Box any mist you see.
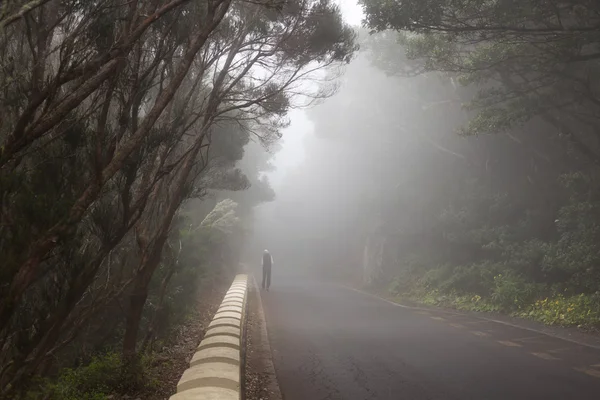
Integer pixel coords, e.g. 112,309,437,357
244,35,467,281
3,0,600,397
243,19,600,309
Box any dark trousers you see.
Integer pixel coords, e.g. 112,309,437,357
262,265,271,289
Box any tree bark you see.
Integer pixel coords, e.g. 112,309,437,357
0,0,197,168
121,117,214,359
0,0,232,333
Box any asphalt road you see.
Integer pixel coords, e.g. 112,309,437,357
260,277,600,400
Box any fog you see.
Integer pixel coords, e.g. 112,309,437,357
5,1,600,396
235,0,600,347
241,38,464,280
241,25,586,292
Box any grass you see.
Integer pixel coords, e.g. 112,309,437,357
517,294,600,328
25,352,159,400
384,283,600,330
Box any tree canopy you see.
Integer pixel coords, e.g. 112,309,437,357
360,0,600,161
0,0,356,396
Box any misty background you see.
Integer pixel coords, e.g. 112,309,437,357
238,0,600,317
3,0,600,397
239,1,365,274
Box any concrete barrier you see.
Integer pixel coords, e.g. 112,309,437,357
170,274,248,400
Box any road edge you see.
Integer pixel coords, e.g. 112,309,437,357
343,285,600,351
251,275,283,400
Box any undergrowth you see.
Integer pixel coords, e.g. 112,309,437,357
25,352,158,400
387,273,600,329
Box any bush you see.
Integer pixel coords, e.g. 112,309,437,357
519,293,600,328
440,262,497,295
452,294,499,312
56,353,123,399
27,352,157,400
388,276,404,296
388,269,420,296
420,264,454,290
490,272,540,312
416,261,500,296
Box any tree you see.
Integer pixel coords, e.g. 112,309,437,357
254,29,600,325
0,0,232,343
120,0,357,360
0,0,357,394
360,0,600,164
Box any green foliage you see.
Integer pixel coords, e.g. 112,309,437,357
384,180,600,327
388,263,600,327
518,294,600,327
1,0,358,393
26,352,157,400
362,0,600,144
490,273,540,312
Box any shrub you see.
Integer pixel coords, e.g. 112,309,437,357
442,263,496,295
420,264,454,290
27,352,157,400
452,294,499,313
418,261,499,296
490,272,540,312
519,293,600,327
53,353,124,399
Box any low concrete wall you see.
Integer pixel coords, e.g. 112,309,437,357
170,274,248,400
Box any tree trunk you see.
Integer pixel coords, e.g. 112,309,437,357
122,244,164,360
122,291,150,360
140,265,177,353
0,0,233,333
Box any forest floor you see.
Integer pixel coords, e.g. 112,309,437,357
119,273,282,400
133,272,282,400
139,277,230,400
245,278,282,400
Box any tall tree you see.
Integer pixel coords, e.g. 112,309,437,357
0,0,357,394
360,0,600,163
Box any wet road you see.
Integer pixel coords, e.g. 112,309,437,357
261,277,600,400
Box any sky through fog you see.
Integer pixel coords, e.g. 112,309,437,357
266,0,364,187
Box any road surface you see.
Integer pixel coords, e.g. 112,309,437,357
260,277,600,400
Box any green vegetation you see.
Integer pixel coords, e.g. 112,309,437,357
377,168,600,330
319,0,600,331
388,274,600,329
26,353,157,400
0,0,356,397
521,295,600,327
268,0,600,334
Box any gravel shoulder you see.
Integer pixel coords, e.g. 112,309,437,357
143,274,230,400
245,277,282,400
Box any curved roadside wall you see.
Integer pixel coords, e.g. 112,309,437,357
170,274,248,400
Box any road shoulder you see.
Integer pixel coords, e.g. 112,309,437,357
245,277,282,400
347,285,600,350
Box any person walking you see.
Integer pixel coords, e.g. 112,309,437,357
262,249,273,291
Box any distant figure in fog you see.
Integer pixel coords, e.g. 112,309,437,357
262,249,273,291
